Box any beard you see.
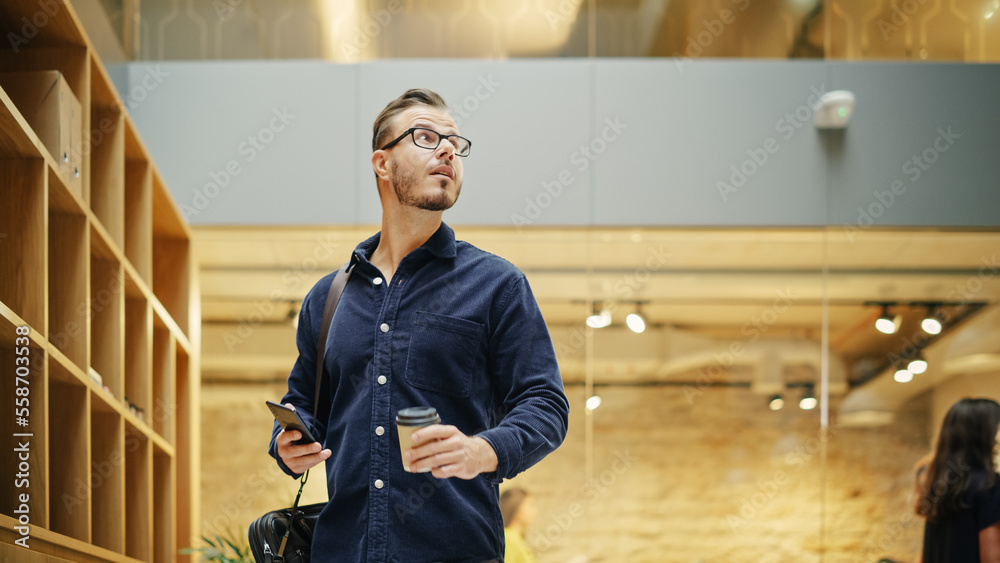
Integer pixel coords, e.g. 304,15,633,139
391,159,460,212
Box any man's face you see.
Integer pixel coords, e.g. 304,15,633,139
381,105,464,212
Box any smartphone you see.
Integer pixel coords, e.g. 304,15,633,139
266,401,318,445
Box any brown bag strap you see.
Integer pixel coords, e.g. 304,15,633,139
314,260,353,418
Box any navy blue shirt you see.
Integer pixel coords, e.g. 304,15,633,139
269,223,569,563
923,469,1000,562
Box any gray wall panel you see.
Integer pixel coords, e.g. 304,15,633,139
111,59,1000,228
124,61,357,225
594,60,830,226
826,62,1000,229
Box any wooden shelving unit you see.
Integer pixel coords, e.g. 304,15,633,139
0,1,200,561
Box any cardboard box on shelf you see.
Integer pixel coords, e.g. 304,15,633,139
0,70,83,196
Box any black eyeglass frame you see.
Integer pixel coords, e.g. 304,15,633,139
379,127,472,157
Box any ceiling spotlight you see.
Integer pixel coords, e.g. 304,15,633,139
921,305,943,335
907,353,928,375
586,305,612,329
799,386,817,410
585,395,602,411
874,304,899,335
626,304,646,334
768,394,785,411
894,368,914,383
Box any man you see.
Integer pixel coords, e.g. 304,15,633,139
269,88,570,562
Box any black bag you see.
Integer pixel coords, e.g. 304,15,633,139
249,262,353,563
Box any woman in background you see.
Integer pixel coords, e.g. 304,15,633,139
501,488,538,563
916,397,1000,562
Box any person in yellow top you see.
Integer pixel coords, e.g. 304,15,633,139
501,488,538,563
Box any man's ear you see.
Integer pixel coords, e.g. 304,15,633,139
372,150,391,181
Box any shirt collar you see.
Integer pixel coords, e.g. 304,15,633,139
351,222,457,267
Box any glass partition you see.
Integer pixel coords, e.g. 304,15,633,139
95,0,1000,62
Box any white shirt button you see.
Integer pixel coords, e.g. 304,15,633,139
377,375,387,385
380,323,389,333
374,479,384,489
375,426,385,436
373,277,383,286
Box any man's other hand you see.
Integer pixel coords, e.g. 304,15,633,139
405,424,499,479
276,403,331,474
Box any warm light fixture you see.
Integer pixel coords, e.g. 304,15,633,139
768,394,785,411
875,303,899,334
799,386,817,410
921,305,943,335
626,303,646,334
585,395,602,411
894,368,914,383
586,304,612,329
907,353,928,375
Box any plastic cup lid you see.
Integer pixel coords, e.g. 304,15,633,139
396,407,439,425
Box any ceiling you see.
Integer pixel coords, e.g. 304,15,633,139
196,226,1000,385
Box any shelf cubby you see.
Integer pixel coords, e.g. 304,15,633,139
152,319,175,442
0,45,91,199
48,166,89,371
152,173,192,336
125,423,152,561
89,105,125,250
0,317,47,528
125,279,151,421
90,396,124,553
125,144,153,281
89,237,123,401
48,358,90,543
153,445,175,563
0,158,46,334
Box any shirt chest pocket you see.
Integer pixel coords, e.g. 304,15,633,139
404,311,484,398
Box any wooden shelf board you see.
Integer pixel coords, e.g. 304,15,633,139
123,115,146,161
1,515,147,563
0,87,45,158
0,302,47,349
151,169,192,240
0,1,88,47
89,217,122,263
122,258,192,352
124,409,174,458
47,162,86,214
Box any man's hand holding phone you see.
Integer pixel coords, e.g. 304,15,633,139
273,402,331,474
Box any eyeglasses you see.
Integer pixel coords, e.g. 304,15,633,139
380,127,472,157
